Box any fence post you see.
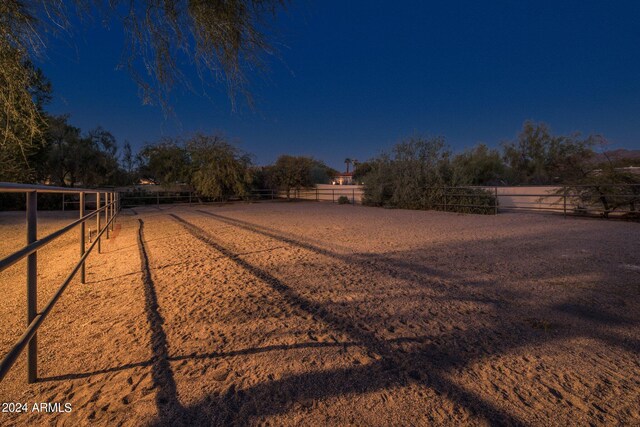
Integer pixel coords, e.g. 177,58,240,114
316,187,319,201
96,192,101,253
111,193,115,230
80,192,86,284
352,188,355,205
62,193,65,212
105,193,110,240
189,192,192,206
444,191,447,212
332,189,335,203
157,192,160,208
26,191,38,383
563,187,567,218
494,187,498,215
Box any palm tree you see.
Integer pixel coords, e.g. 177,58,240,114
344,158,352,173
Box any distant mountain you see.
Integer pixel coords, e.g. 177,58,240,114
592,149,640,164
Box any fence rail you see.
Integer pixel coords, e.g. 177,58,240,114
118,187,367,208
116,184,639,218
0,183,120,383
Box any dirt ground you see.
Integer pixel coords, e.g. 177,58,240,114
0,202,638,426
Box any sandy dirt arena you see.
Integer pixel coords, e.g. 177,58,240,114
0,202,639,426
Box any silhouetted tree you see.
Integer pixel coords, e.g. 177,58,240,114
268,155,332,198
1,0,285,181
352,161,372,183
452,144,505,185
37,116,122,186
362,137,496,213
187,134,253,200
137,140,191,186
0,59,51,182
502,121,598,185
344,158,352,173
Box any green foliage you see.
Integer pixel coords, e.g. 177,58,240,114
560,161,640,217
1,0,283,182
0,56,51,182
502,121,597,184
34,115,122,187
362,137,449,208
266,155,335,197
137,140,191,185
0,2,44,180
310,163,338,185
352,161,372,183
188,134,253,200
438,187,497,215
451,144,505,185
136,133,254,200
357,122,609,189
361,137,496,214
337,195,350,205
0,0,284,127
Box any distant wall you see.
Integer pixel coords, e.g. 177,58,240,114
495,186,564,212
289,185,364,204
302,185,567,212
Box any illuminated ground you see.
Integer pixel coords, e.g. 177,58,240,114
1,202,638,426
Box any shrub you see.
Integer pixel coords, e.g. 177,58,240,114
361,137,497,214
337,195,350,205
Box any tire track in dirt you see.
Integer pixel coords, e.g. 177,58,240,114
188,208,640,425
194,209,500,301
137,218,189,425
168,213,525,426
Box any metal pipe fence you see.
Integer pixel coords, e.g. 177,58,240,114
0,183,120,383
119,190,276,208
117,184,639,219
118,187,368,208
306,184,639,218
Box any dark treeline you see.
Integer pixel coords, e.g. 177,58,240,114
1,117,338,201
354,122,639,215
136,136,337,199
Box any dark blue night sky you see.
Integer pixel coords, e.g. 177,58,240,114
39,1,640,170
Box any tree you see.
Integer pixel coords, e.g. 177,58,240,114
0,56,52,182
344,158,352,173
352,161,372,183
121,141,136,185
37,116,122,186
362,137,452,208
502,122,553,184
267,155,328,198
40,115,82,185
502,121,597,185
560,150,640,218
361,137,496,213
1,0,284,182
137,140,191,185
310,162,338,185
452,144,505,185
187,134,253,200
